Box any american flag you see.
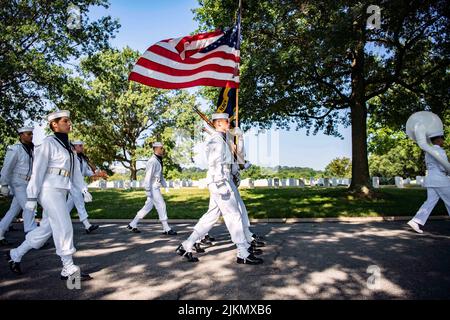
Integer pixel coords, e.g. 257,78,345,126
129,22,240,89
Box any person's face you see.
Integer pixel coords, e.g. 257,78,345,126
51,117,72,133
154,146,165,157
19,131,33,144
434,136,445,147
214,118,230,132
74,144,84,153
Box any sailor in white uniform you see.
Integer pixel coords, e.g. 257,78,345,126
6,110,93,281
0,127,38,244
66,141,99,234
176,113,263,264
127,142,176,235
408,132,450,233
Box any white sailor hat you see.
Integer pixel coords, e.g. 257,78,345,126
72,140,84,145
47,110,70,122
428,131,445,139
152,142,163,148
211,113,229,120
17,127,34,134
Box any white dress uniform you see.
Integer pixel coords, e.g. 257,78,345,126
0,138,38,239
66,152,94,223
129,152,172,232
181,128,250,259
9,113,88,277
411,144,450,225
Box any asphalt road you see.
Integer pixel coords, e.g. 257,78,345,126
1,220,449,299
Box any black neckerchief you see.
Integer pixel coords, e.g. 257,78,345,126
155,154,163,171
20,141,34,177
53,132,74,177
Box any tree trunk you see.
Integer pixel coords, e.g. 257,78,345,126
130,159,137,181
349,17,372,195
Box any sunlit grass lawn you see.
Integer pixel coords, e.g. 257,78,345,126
1,186,447,220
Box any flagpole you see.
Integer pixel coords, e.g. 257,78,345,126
235,0,241,130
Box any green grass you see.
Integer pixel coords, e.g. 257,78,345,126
0,187,447,220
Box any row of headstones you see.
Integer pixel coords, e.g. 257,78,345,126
372,176,425,188
89,179,194,189
194,177,352,189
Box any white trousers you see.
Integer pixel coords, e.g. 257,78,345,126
130,188,169,229
183,181,248,257
67,188,88,222
0,184,37,236
412,187,450,225
23,187,76,257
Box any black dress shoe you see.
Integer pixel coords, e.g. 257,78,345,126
248,246,263,255
252,233,265,241
127,225,141,233
251,239,265,248
193,243,205,253
204,234,215,242
176,244,199,262
85,224,99,234
6,252,22,275
236,254,264,265
200,238,212,245
0,239,10,246
60,272,93,281
163,229,177,236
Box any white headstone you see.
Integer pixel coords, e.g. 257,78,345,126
372,176,380,188
288,178,297,187
323,178,330,187
254,179,269,187
99,180,107,189
331,178,338,187
310,178,316,186
274,178,280,188
298,179,305,188
404,178,411,185
416,176,424,186
174,180,181,189
395,176,404,188
240,178,254,189
281,179,287,187
106,181,115,189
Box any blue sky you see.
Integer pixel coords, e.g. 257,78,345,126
87,0,352,170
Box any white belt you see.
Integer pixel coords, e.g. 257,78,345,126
13,173,31,181
47,168,70,177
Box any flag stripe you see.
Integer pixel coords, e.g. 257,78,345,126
139,50,238,71
136,58,237,76
148,44,240,64
131,64,239,84
129,72,239,89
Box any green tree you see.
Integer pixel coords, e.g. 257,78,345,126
62,48,201,180
0,0,119,162
194,0,449,195
325,157,352,178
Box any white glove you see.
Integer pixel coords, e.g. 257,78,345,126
25,200,37,212
0,185,9,197
229,127,243,136
82,189,93,203
244,161,252,170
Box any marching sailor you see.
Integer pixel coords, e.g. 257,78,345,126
6,110,93,281
408,132,450,233
66,141,99,234
176,113,263,264
127,142,176,235
0,127,38,245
